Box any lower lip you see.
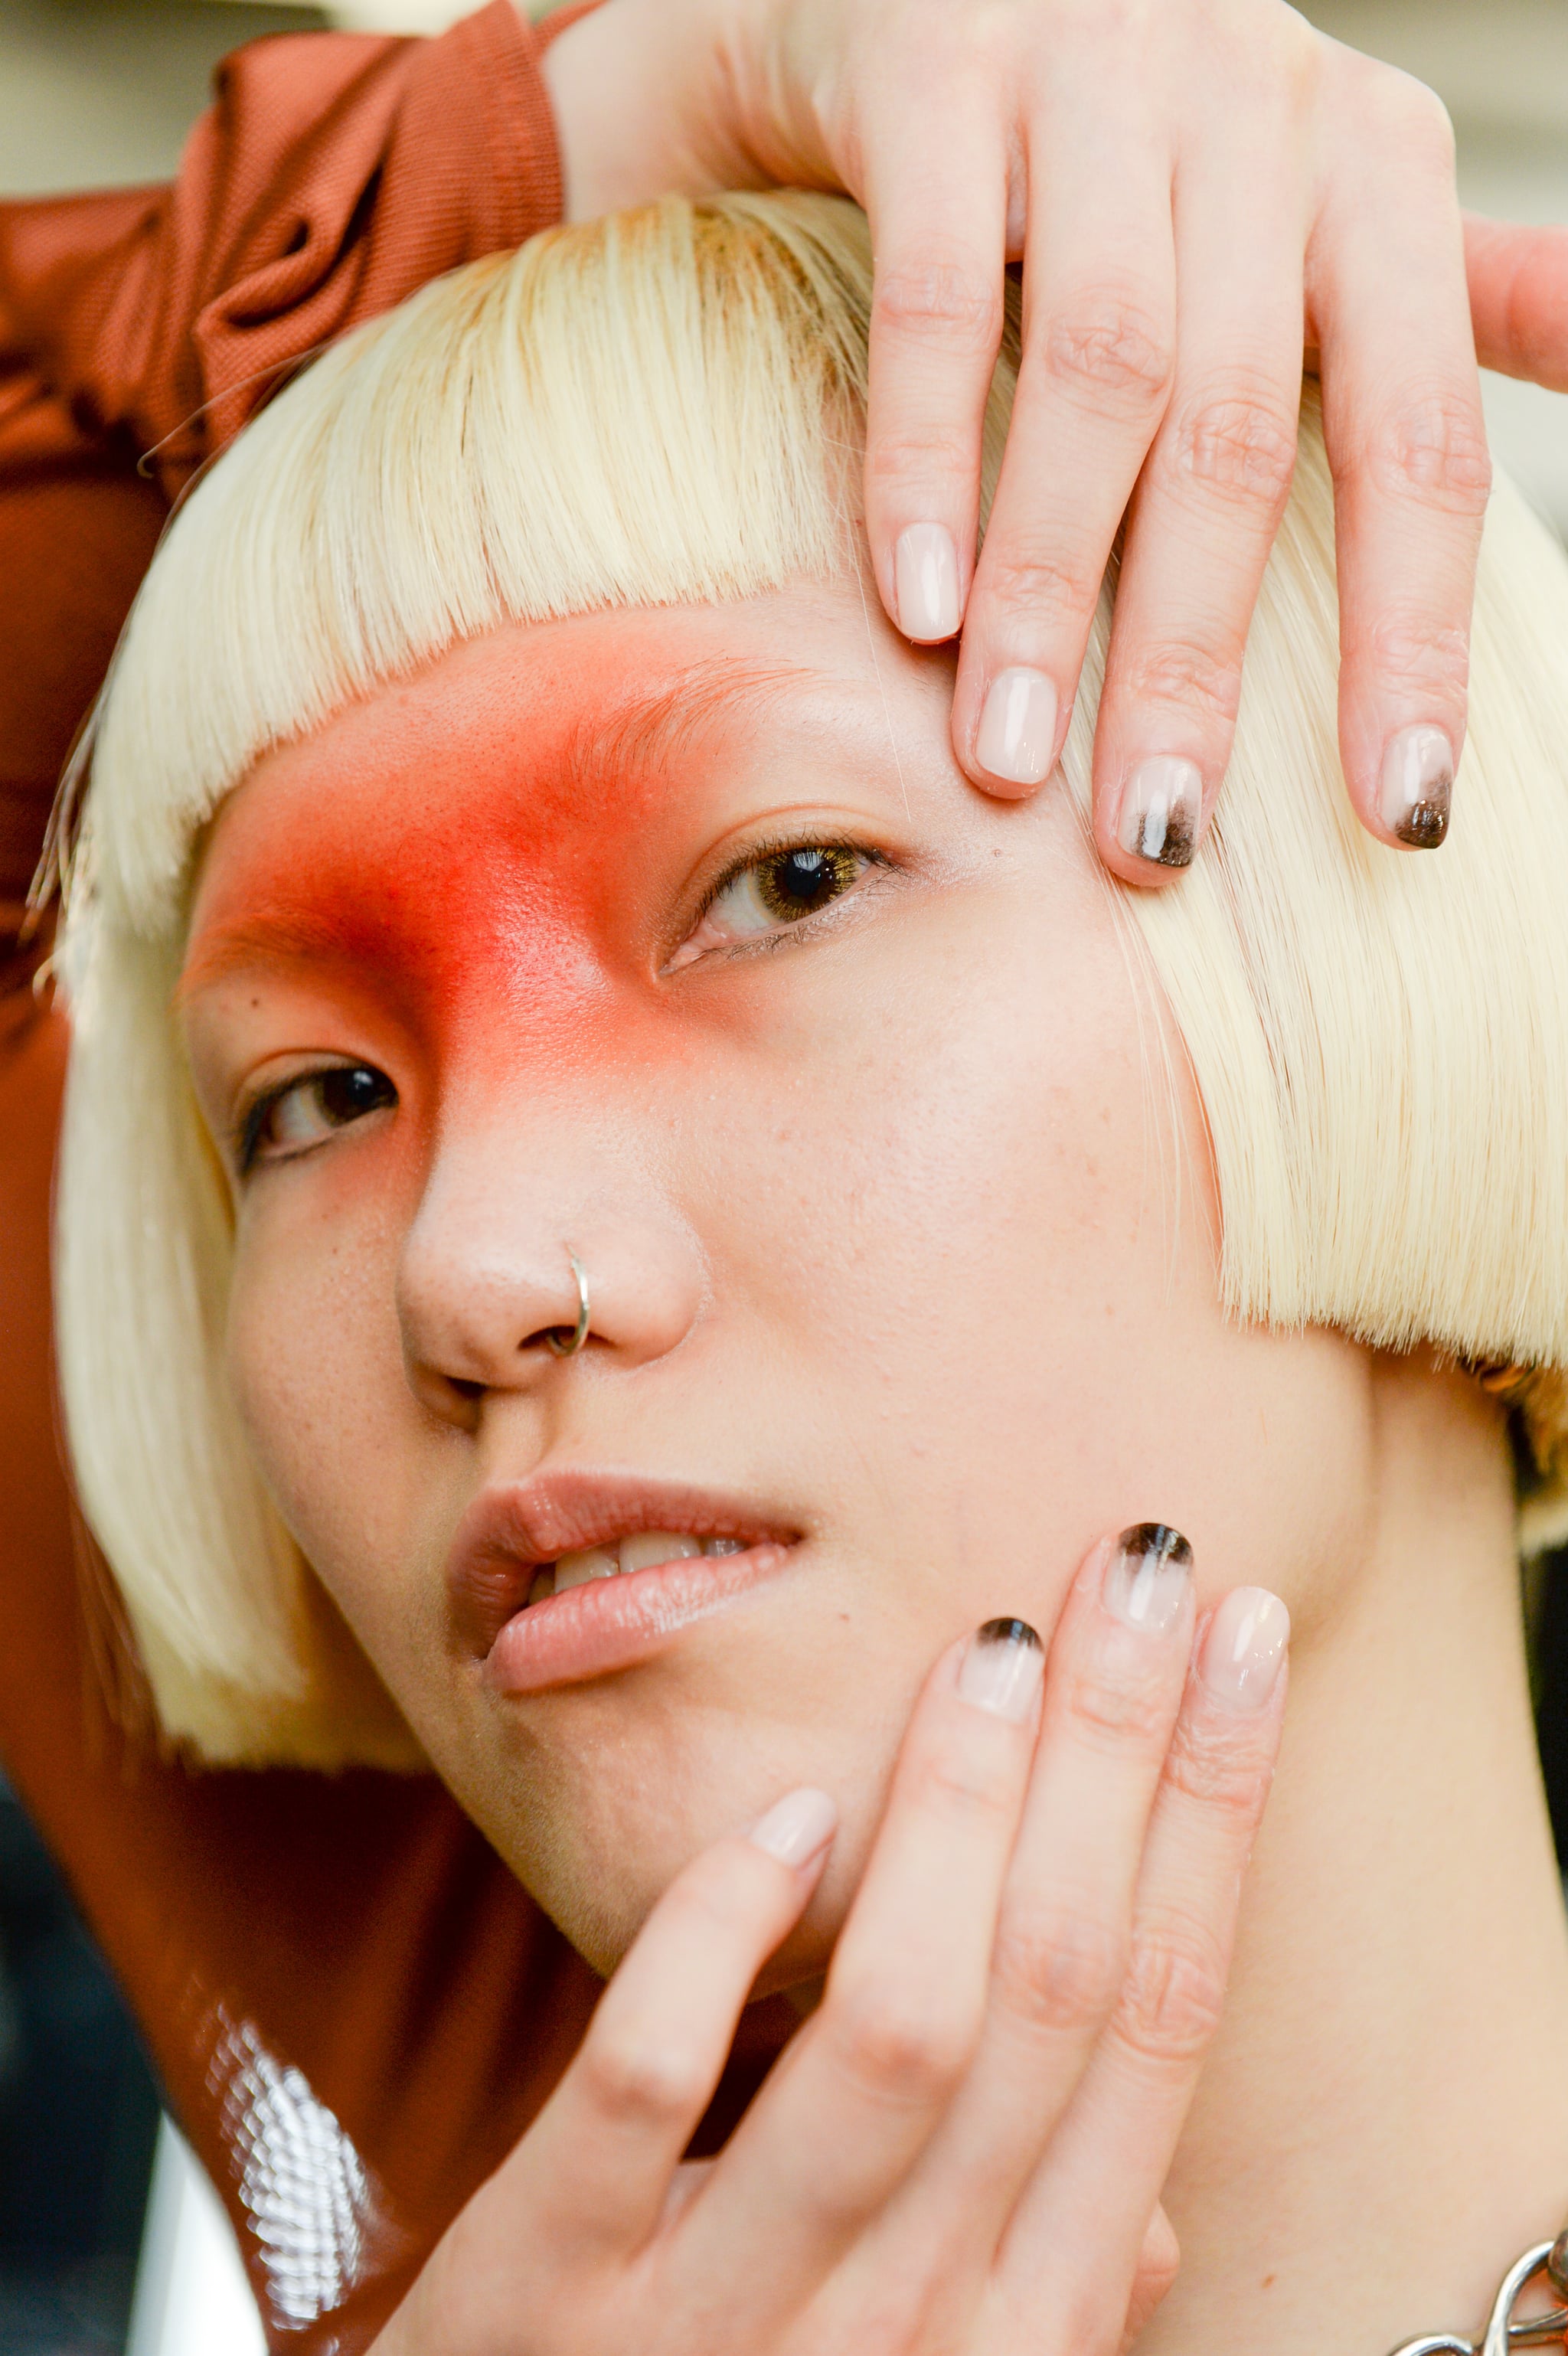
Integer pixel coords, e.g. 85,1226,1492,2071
483,1541,795,1694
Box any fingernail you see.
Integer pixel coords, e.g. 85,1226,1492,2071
894,523,961,641
747,1786,838,1868
1104,1523,1194,1636
1379,725,1452,848
1199,1588,1290,1712
956,1617,1044,1721
975,668,1057,788
1117,756,1201,869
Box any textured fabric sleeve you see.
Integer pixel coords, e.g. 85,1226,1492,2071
0,1,564,492
0,1,571,949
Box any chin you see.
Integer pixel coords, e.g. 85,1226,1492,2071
469,1700,872,1984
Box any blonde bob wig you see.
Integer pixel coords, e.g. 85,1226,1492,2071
54,191,1568,1766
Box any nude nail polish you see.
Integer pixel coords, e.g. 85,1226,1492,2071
1117,756,1201,868
747,1786,838,1867
957,1618,1044,1721
895,524,960,641
1104,1523,1193,1636
1379,725,1453,848
1199,1588,1289,1712
975,668,1057,788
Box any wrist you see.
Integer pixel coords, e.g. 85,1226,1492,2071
537,0,832,223
538,0,760,221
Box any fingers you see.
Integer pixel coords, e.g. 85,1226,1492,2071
665,1615,1046,2323
820,1526,1198,2325
508,1786,836,2275
860,107,1010,645
997,1585,1289,2332
1311,64,1491,849
1464,214,1568,394
951,114,1177,800
1088,113,1308,883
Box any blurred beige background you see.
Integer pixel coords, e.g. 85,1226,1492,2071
1,0,1565,528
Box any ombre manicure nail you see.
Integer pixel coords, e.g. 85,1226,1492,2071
1104,1523,1193,1636
975,668,1057,788
1199,1588,1290,1712
747,1786,838,1868
957,1617,1044,1721
1379,725,1453,848
895,524,961,641
1117,756,1201,868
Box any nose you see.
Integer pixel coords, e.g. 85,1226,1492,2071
396,1116,704,1423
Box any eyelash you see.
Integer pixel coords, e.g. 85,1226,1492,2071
681,832,888,957
236,1064,397,1176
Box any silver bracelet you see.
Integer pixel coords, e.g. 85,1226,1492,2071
1387,2227,1568,2354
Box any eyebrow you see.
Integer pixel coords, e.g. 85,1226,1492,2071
552,653,819,796
178,653,823,998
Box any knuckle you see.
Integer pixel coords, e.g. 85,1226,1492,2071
580,2026,705,2128
1169,392,1298,513
1369,606,1471,700
1379,67,1457,165
1163,1710,1272,1823
1061,1655,1174,1749
1113,1919,1228,2064
1119,639,1243,730
864,424,976,496
828,1981,975,2109
906,1732,1020,1825
991,1905,1127,2038
980,539,1102,633
873,259,1004,361
1040,291,1174,413
1369,389,1492,515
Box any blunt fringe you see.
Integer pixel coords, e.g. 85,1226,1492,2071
54,191,1568,1763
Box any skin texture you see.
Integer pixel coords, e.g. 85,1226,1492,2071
541,0,1568,874
182,584,1360,1971
180,583,1568,2351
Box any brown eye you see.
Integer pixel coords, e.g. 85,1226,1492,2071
750,845,864,922
666,838,878,972
240,1064,396,1171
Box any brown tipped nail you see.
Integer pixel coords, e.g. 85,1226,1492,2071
1379,725,1452,848
957,1617,1044,1721
1104,1523,1193,1635
1117,756,1200,868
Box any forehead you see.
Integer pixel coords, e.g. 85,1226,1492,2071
178,588,967,1035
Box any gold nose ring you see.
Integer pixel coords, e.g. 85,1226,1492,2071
546,1250,590,1358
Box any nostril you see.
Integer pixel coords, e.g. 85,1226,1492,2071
522,1324,582,1357
449,1374,485,1403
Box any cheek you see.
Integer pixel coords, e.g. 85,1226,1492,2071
224,1171,427,1626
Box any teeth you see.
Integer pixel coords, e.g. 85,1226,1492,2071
543,1530,750,1600
553,1545,619,1591
618,1530,703,1576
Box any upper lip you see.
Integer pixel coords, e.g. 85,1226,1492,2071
446,1466,799,1657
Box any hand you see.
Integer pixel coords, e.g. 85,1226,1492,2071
541,0,1560,877
371,1533,1289,2353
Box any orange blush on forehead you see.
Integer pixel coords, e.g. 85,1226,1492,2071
182,614,824,1072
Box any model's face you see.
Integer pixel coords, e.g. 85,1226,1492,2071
181,584,1370,1978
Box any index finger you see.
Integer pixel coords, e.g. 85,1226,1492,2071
508,1786,837,2273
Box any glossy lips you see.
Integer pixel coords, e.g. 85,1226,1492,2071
447,1470,799,1694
